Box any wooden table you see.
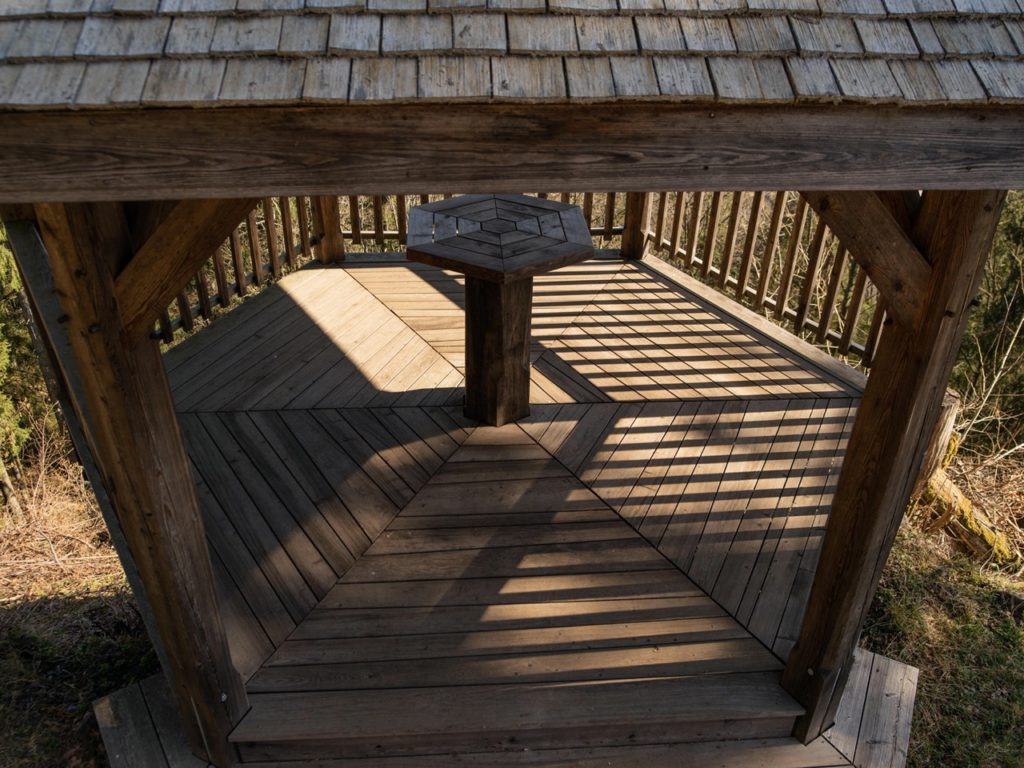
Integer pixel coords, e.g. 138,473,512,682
407,194,594,426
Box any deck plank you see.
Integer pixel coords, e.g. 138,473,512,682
93,681,170,768
153,257,881,764
238,737,849,767
181,413,317,624
234,673,802,761
230,417,808,761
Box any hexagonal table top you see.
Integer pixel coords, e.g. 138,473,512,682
406,194,594,283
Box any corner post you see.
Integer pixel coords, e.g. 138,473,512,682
621,192,652,259
29,202,246,766
314,196,345,263
782,190,1006,741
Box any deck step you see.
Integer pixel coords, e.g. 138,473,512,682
232,422,805,763
235,738,849,768
230,672,803,762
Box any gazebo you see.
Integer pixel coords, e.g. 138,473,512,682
1,1,1022,766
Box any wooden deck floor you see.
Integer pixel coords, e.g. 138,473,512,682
102,255,915,766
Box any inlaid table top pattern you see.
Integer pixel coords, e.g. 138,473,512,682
406,194,595,426
407,194,594,284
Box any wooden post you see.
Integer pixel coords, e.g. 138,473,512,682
6,218,172,679
30,202,247,767
464,277,533,427
314,195,345,263
782,190,1006,742
621,192,652,259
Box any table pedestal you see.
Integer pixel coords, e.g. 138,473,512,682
464,276,533,426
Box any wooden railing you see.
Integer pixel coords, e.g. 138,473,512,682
157,193,626,344
159,191,883,367
640,191,884,366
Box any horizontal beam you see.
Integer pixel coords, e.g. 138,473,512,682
801,191,931,329
1,105,1023,201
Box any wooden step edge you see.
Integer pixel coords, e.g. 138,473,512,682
236,736,849,767
235,715,802,763
230,674,804,760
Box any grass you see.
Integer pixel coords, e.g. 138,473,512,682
863,522,1024,768
0,443,159,768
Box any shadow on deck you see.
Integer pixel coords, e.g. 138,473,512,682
96,255,916,768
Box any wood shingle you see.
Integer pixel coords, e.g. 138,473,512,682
0,0,1021,108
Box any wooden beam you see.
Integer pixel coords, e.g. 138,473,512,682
621,192,652,259
1,106,1023,202
782,189,1007,742
31,202,247,766
115,198,258,339
0,203,36,222
6,220,173,682
801,191,931,329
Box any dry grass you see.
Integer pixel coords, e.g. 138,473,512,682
0,427,157,768
2,456,117,597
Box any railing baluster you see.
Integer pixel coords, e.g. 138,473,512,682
684,191,705,268
603,192,616,239
176,288,194,333
735,190,764,301
583,192,594,226
794,218,828,333
775,196,808,320
701,192,722,278
396,194,408,245
839,267,868,355
158,309,174,343
348,196,362,245
211,244,230,308
655,192,668,249
279,197,297,268
718,191,744,289
755,191,787,310
817,245,848,344
373,195,386,247
862,299,886,368
264,198,282,279
247,210,264,286
230,228,247,297
668,192,685,259
195,270,212,320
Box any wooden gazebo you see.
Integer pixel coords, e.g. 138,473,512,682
1,1,1023,765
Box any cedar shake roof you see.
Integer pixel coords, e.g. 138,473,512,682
0,1,1021,108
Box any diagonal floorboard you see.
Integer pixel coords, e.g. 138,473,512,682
117,254,916,766
231,425,805,761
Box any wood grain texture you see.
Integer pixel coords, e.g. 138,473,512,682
30,203,245,766
783,190,1006,741
464,277,533,425
2,105,1024,202
801,191,931,330
230,429,802,761
115,198,258,339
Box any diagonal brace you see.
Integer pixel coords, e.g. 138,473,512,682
115,198,258,338
802,191,931,330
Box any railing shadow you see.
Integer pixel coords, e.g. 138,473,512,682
161,253,855,695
